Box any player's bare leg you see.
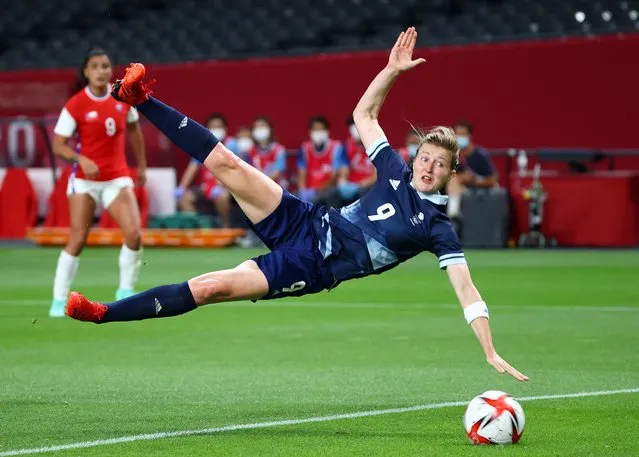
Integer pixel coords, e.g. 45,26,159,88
187,260,268,304
50,193,95,317
106,187,143,300
203,143,282,224
66,64,278,324
66,260,269,323
111,63,283,225
66,194,96,256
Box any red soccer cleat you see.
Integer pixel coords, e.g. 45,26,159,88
110,63,155,105
65,292,108,323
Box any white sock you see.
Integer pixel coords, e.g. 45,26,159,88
119,245,142,290
447,194,461,218
53,250,79,300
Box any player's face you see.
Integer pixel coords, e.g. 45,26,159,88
84,55,112,89
412,144,455,193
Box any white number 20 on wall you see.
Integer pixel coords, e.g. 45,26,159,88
368,203,396,221
105,117,117,136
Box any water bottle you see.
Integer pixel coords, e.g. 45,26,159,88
517,150,528,177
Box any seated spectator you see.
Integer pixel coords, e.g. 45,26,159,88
205,112,238,155
247,116,287,188
398,129,421,163
237,117,287,248
446,120,498,223
235,125,253,160
174,113,237,226
297,115,344,205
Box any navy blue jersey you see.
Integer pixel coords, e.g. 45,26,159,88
313,136,466,283
458,145,495,177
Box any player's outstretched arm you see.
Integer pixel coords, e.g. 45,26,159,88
446,263,529,382
353,26,425,150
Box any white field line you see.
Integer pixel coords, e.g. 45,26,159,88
1,388,638,456
0,299,637,312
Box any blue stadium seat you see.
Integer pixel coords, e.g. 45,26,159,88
1,0,639,69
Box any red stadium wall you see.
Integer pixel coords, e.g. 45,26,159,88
148,34,639,151
1,34,638,151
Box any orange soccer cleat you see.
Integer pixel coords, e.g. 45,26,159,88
65,292,108,323
111,63,155,105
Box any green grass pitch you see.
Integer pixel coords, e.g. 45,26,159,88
0,247,638,456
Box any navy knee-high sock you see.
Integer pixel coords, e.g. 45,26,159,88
101,282,197,323
136,97,218,163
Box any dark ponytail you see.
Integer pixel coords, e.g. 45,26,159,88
75,47,111,91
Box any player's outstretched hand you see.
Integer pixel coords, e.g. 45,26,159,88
487,352,529,382
387,27,426,73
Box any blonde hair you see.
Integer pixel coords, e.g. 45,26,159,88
412,125,459,170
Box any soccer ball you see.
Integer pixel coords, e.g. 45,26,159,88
463,390,525,445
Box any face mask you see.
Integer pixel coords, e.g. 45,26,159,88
408,144,419,157
237,137,253,153
457,135,469,149
209,128,226,140
310,130,329,145
349,124,360,141
253,126,271,142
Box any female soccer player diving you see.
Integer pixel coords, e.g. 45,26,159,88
66,27,528,382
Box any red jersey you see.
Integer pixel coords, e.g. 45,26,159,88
301,140,339,190
249,143,285,174
344,138,374,185
199,165,220,199
249,142,288,189
54,86,139,181
198,164,217,188
196,134,239,189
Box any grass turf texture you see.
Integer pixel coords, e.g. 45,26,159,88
0,247,638,456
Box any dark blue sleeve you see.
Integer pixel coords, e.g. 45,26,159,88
332,143,348,169
297,147,307,170
365,136,408,179
430,216,466,270
274,148,286,173
468,148,495,177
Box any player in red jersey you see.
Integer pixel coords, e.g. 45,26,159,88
48,48,147,317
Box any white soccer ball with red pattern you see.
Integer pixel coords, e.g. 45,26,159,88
463,390,525,445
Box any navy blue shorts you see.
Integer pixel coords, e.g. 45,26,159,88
248,190,335,300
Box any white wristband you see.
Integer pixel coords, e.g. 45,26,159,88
463,301,489,324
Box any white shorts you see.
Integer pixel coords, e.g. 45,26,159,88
67,176,134,209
